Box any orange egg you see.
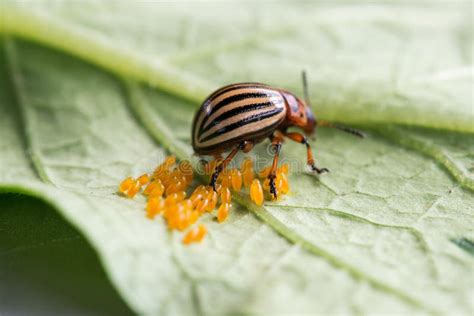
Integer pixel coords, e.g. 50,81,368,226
165,191,186,206
137,174,150,186
221,187,231,204
166,181,185,196
217,203,230,223
119,177,134,194
206,190,218,211
250,179,264,206
183,225,207,244
146,197,164,219
126,180,141,198
196,198,209,214
242,159,254,187
231,169,242,191
145,180,165,197
191,185,206,198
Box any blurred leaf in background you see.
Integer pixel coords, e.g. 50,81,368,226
0,1,473,315
0,194,132,315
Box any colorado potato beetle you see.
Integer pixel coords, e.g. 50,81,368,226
192,72,364,199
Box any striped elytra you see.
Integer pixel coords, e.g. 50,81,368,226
192,72,364,199
192,83,287,155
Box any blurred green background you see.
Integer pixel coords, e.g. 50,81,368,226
0,194,132,315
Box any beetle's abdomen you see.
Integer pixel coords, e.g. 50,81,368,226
192,83,286,155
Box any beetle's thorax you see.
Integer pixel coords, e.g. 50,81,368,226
279,90,316,135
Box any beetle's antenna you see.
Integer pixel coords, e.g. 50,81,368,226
319,120,365,138
302,70,311,107
302,70,364,138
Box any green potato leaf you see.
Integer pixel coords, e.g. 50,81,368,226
0,1,473,315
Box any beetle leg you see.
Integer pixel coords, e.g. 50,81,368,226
267,134,284,199
284,132,329,174
210,142,248,191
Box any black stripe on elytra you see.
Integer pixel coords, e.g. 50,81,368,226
208,91,278,116
200,100,282,135
195,119,283,154
199,91,279,132
199,108,283,143
198,86,267,128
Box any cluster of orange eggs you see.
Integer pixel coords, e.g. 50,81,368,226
118,156,290,245
205,158,290,206
119,156,206,244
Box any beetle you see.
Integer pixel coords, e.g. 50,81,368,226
192,72,364,199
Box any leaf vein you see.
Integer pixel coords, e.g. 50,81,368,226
4,38,53,184
373,126,474,192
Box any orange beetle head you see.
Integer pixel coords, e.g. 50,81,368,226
281,72,365,139
281,91,316,135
